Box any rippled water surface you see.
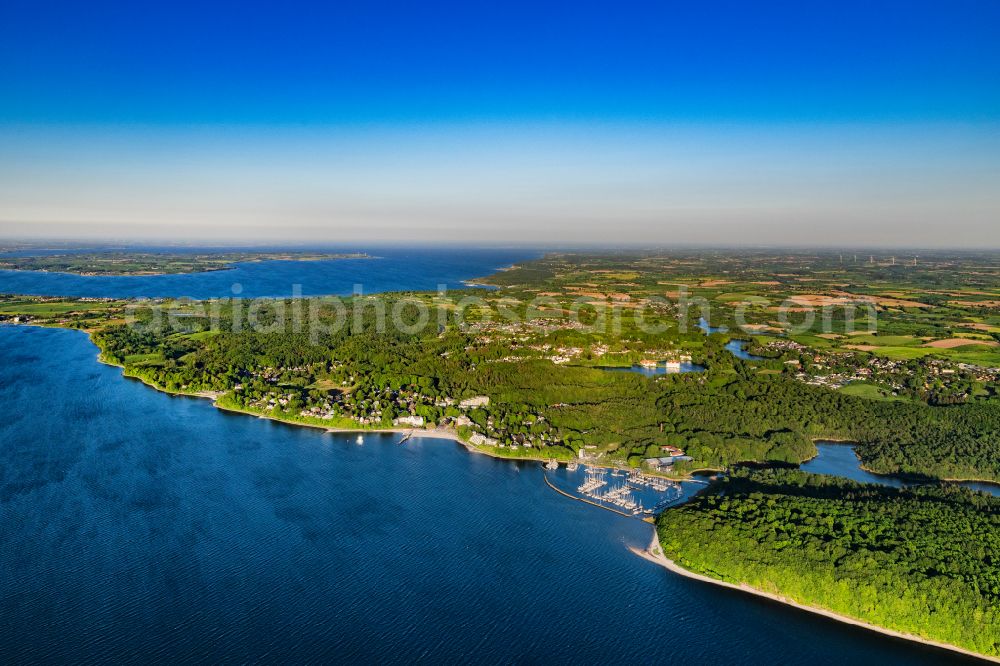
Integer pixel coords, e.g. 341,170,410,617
0,326,977,664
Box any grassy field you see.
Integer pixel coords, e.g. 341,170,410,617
863,346,939,360
123,352,165,365
838,382,911,402
842,342,1000,366
0,300,120,315
843,334,922,346
940,347,1000,366
307,378,342,391
178,330,222,342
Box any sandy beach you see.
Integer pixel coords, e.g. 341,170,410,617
631,530,999,664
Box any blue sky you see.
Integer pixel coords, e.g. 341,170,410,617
1,0,999,245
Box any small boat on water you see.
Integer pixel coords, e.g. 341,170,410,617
355,434,364,445
544,460,559,470
566,462,579,472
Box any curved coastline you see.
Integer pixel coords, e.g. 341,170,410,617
74,327,1000,491
0,265,236,277
9,322,998,661
82,325,1000,491
632,530,999,664
90,343,557,464
82,330,688,477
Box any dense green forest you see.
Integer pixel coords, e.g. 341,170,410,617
6,246,1000,481
659,369,1000,480
657,469,1000,657
83,296,1000,481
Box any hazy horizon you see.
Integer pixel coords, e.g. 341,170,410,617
2,2,999,248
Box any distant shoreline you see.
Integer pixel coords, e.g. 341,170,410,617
0,252,371,277
631,530,999,664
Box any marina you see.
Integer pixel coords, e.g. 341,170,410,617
562,466,684,516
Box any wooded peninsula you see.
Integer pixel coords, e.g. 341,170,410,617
3,248,999,659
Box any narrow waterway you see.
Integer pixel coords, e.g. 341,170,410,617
697,317,767,360
802,441,1000,497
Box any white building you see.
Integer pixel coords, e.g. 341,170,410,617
459,396,490,408
469,432,499,447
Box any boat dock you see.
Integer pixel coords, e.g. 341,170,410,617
563,466,683,516
542,474,634,518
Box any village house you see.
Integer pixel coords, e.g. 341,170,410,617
459,396,490,408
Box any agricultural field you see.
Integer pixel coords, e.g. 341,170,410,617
3,249,1000,483
479,250,1000,371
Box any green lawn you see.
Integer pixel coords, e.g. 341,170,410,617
714,293,770,304
850,343,1000,365
0,301,117,315
864,345,939,360
789,334,834,348
123,352,165,365
844,334,921,346
838,382,910,402
940,346,1000,366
